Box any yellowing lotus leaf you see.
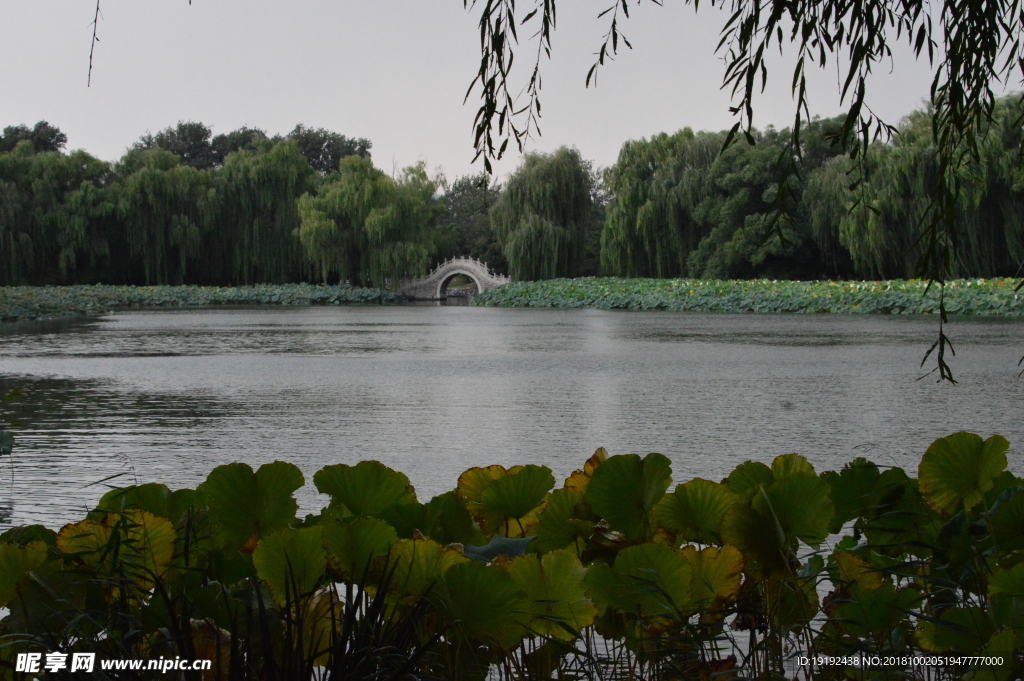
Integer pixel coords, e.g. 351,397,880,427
655,478,738,545
919,432,1009,515
508,549,597,640
479,464,554,525
457,465,511,504
833,551,883,592
57,510,175,593
253,527,327,606
680,544,743,607
563,448,607,492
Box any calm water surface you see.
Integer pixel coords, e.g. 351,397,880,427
1,306,1022,529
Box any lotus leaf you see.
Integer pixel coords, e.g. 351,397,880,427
916,606,994,653
252,527,327,606
988,563,1024,630
197,461,304,551
680,544,743,611
479,464,554,528
831,582,919,638
855,468,937,556
0,541,48,608
761,575,820,630
584,543,693,618
725,461,774,496
530,488,592,554
388,538,468,600
822,458,880,533
56,510,176,593
314,460,417,517
751,473,833,544
457,464,517,504
585,453,672,541
988,488,1024,553
969,630,1019,681
0,524,56,547
98,483,195,524
655,478,738,545
434,560,528,650
771,453,816,478
321,516,397,581
919,432,1009,515
832,551,884,592
563,447,607,492
507,549,597,640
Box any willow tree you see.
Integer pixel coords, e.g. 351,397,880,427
490,147,594,281
809,97,1024,280
296,156,442,287
215,140,315,284
0,142,113,285
116,148,217,285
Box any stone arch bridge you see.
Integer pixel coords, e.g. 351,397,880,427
399,257,510,300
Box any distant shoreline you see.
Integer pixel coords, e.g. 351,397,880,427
472,277,1024,316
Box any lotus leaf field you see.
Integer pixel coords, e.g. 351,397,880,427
1,432,1022,679
0,284,401,322
473,277,1024,315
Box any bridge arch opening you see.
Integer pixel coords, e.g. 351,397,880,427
437,271,482,300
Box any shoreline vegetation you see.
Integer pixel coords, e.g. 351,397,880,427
3,278,1022,322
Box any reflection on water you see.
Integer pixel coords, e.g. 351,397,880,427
1,307,1022,529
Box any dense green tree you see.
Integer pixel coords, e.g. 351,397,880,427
0,144,113,285
491,147,596,280
286,125,372,175
210,127,268,162
296,157,442,287
436,173,507,273
0,121,67,155
133,121,219,170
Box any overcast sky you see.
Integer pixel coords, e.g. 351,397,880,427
2,1,968,181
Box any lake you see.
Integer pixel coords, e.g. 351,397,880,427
1,306,1022,530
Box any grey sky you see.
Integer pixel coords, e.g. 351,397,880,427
3,1,954,181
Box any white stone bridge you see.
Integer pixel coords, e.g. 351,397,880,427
399,257,510,300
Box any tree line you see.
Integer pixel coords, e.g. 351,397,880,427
3,97,1024,288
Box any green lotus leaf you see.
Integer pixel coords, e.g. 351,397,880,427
458,464,515,504
252,527,327,606
376,502,426,539
0,541,49,608
726,461,774,496
197,461,304,551
314,460,417,517
585,453,672,541
822,458,880,533
479,464,554,524
752,473,834,545
762,574,820,630
968,630,1018,681
530,488,592,554
989,562,1024,598
655,478,738,545
680,544,743,608
720,501,787,579
463,535,535,565
321,516,397,582
98,483,196,524
507,549,597,640
854,468,937,556
0,525,56,547
919,432,1009,515
831,582,919,638
585,543,693,618
433,560,528,650
388,538,468,600
56,510,176,594
916,606,994,653
771,453,816,478
421,491,484,546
